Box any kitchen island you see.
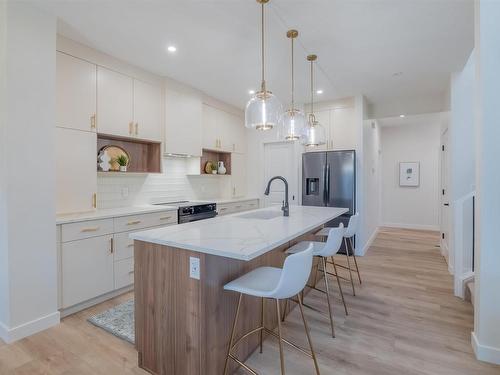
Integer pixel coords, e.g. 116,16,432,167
130,205,348,375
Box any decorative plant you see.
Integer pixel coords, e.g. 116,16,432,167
115,154,129,167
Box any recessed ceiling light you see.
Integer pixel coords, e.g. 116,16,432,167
316,90,323,94
393,72,403,77
399,114,405,118
248,90,255,95
167,45,177,53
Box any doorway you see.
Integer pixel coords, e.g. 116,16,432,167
263,142,299,208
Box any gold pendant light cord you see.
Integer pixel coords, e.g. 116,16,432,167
291,37,295,109
310,59,314,123
260,2,266,92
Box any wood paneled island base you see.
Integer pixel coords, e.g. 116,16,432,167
134,227,322,375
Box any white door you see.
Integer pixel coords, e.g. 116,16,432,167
97,66,133,137
56,52,96,132
164,88,202,156
133,79,162,141
231,153,247,198
61,235,114,308
440,128,451,260
263,142,299,208
55,128,97,214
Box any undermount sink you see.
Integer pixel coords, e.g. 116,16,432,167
236,210,283,220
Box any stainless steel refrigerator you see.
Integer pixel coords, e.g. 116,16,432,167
302,150,356,251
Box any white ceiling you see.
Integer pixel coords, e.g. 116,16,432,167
32,0,473,118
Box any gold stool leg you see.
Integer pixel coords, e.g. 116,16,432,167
331,256,348,315
260,297,265,353
349,238,362,284
321,257,335,338
281,299,288,322
223,293,243,375
344,238,356,296
275,299,286,375
297,294,321,375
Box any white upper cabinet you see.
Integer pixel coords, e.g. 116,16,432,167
133,79,162,141
56,127,97,214
201,104,246,153
56,52,96,132
331,106,356,150
202,104,219,150
164,88,202,156
97,66,134,137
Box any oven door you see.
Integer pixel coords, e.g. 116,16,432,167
178,211,217,224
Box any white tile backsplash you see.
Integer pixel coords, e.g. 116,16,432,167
97,157,227,209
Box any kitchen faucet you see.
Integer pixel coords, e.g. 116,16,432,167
264,176,290,217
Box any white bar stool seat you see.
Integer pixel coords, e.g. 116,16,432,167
223,244,321,375
284,224,348,337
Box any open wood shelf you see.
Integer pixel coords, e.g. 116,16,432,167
97,133,161,173
200,148,231,175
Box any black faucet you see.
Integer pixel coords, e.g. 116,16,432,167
264,176,290,217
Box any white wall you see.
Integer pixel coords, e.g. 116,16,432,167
472,0,500,364
0,1,59,342
379,114,442,230
362,119,381,252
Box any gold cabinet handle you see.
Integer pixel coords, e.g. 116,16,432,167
127,220,141,226
233,143,235,151
220,207,227,211
81,226,100,233
90,114,96,130
110,237,114,254
159,216,172,221
92,193,97,209
129,122,133,135
135,122,139,136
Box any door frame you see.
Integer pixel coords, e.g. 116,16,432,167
439,127,451,269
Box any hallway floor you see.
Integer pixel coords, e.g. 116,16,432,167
1,228,499,374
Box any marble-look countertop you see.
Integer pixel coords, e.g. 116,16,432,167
56,205,178,225
130,205,348,261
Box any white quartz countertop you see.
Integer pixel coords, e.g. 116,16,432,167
56,205,178,225
130,205,348,261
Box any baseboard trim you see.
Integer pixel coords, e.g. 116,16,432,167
472,332,500,365
381,222,440,231
360,227,379,256
0,311,60,344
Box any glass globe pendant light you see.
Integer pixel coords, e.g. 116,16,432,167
279,29,306,141
302,54,326,147
245,0,283,131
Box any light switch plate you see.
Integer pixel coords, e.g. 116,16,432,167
189,257,200,280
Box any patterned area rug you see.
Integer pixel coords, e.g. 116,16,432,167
87,299,134,344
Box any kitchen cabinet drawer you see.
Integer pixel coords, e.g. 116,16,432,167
114,257,134,290
114,211,177,233
217,204,235,216
61,218,114,242
243,200,259,211
114,231,135,261
61,235,114,308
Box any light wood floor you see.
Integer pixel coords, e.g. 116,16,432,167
1,228,499,374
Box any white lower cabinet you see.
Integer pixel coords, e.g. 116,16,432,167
58,210,177,313
62,235,114,308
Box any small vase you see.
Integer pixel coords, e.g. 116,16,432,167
120,166,127,172
212,170,217,174
217,161,227,175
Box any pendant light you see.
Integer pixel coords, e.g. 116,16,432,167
302,54,326,147
279,29,306,141
245,0,283,131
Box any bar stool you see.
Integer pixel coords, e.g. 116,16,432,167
223,244,320,375
283,224,347,338
316,213,361,296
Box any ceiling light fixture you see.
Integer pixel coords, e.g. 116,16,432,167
399,114,405,118
280,29,306,141
167,46,177,52
316,90,323,94
248,90,256,95
302,54,326,147
245,0,282,131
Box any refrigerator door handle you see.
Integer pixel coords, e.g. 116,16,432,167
326,163,331,205
322,164,327,206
